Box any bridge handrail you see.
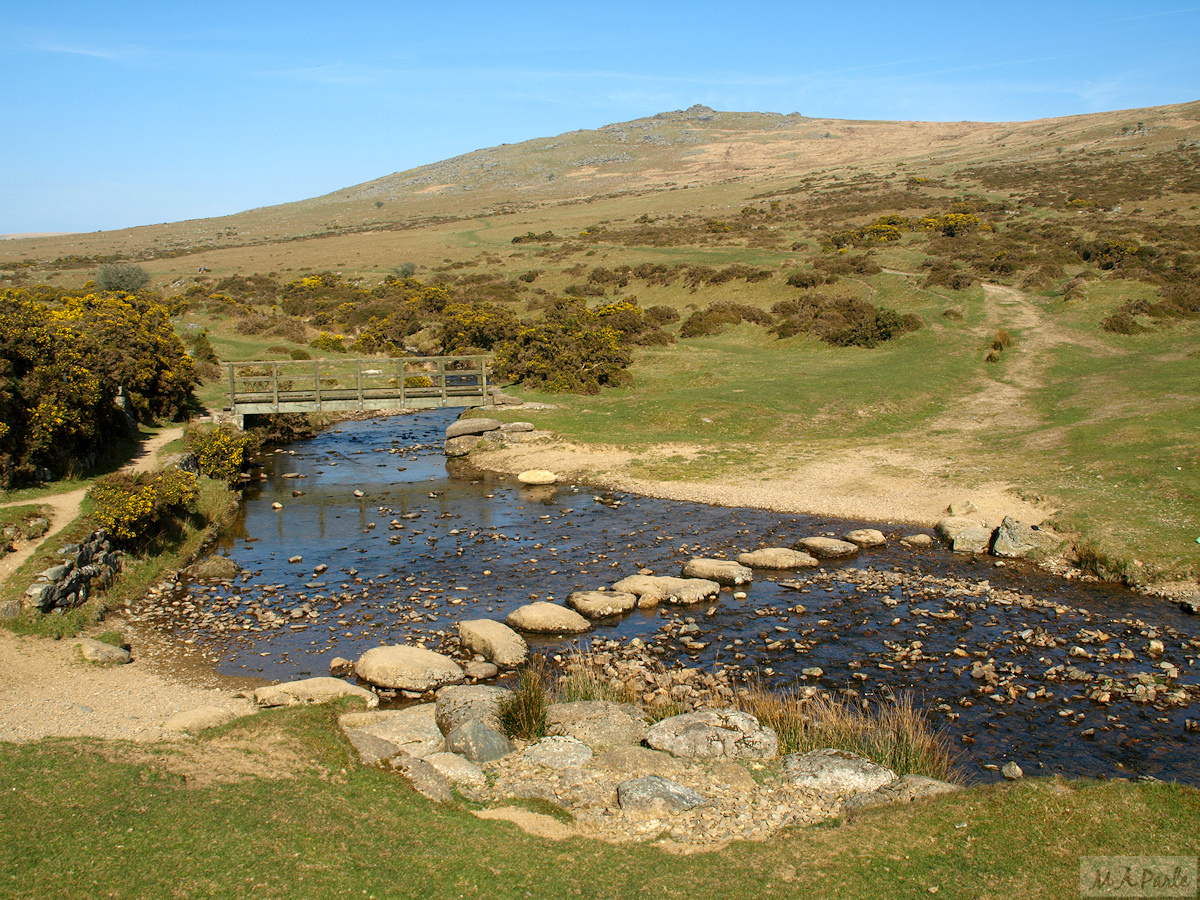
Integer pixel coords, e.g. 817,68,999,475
227,355,491,413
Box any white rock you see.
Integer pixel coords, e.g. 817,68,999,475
645,709,778,760
521,736,594,770
610,575,720,606
424,751,487,786
793,537,859,559
340,705,446,759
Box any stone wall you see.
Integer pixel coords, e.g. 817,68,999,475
22,531,123,613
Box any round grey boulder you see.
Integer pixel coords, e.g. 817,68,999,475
505,602,592,635
566,590,637,619
443,435,480,458
355,645,464,691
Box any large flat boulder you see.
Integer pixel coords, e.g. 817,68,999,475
610,575,720,607
521,736,594,770
681,558,753,586
792,537,859,559
516,469,557,485
75,638,131,664
779,748,897,797
952,527,994,553
842,774,962,813
644,709,778,760
566,590,637,619
254,676,378,709
458,619,528,668
547,700,651,749
445,417,502,439
505,602,592,634
736,548,819,570
443,435,480,458
355,645,464,691
340,705,446,759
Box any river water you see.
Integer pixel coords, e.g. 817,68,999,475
137,411,1200,784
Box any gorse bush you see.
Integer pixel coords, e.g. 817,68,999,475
89,468,198,546
186,425,251,484
772,294,922,347
0,289,197,488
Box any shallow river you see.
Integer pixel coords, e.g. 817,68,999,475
134,411,1200,784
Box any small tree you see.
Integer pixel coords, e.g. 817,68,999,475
96,263,150,293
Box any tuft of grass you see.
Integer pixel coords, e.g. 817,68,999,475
497,656,550,740
991,327,1012,350
95,630,127,648
736,685,963,783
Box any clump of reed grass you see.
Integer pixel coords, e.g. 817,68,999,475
992,328,1012,350
735,683,962,783
497,655,550,740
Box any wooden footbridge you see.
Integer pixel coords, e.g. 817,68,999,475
226,356,491,420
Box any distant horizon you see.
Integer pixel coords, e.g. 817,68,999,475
4,1,1198,234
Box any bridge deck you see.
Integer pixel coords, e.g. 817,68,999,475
227,356,491,416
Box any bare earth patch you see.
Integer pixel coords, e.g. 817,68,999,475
477,439,1051,528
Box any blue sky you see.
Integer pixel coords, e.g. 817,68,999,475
3,1,1198,234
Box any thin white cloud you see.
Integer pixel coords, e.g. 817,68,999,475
38,42,132,61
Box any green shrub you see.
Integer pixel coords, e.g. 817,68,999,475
96,263,150,293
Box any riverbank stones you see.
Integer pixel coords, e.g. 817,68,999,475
611,575,720,606
780,748,896,796
935,516,982,541
645,710,778,760
458,619,528,668
681,558,753,586
505,602,592,634
952,526,994,553
521,736,594,770
517,469,557,485
254,676,379,709
446,417,502,439
566,590,637,619
792,537,859,559
355,645,464,691
736,548,819,570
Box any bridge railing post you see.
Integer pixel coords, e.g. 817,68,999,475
313,360,322,411
272,362,279,412
227,363,236,413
